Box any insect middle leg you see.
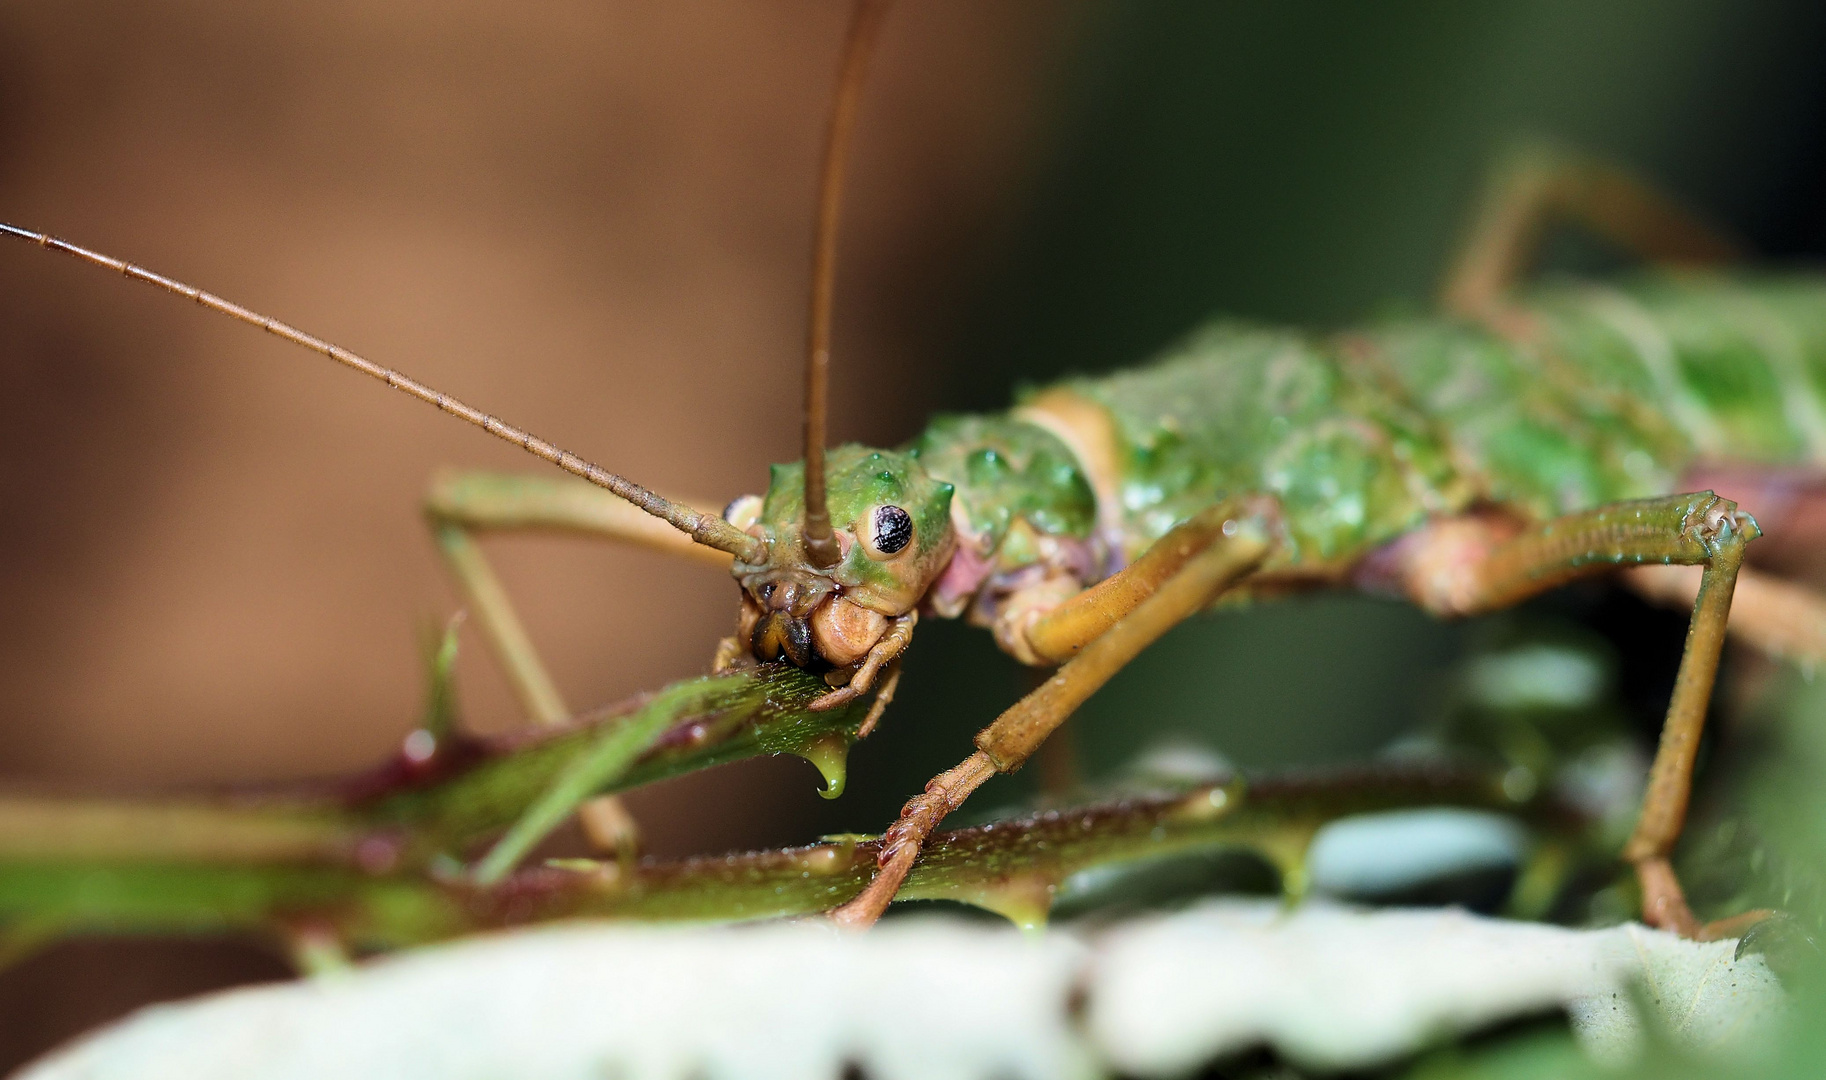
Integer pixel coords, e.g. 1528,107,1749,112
1393,492,1760,938
425,470,731,855
829,497,1281,928
1440,142,1742,322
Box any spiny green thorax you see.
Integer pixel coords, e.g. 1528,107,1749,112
907,414,1098,549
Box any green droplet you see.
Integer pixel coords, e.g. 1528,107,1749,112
797,732,852,800
953,876,1056,932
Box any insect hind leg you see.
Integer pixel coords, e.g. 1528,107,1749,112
1440,142,1742,322
1629,562,1826,672
1393,493,1762,939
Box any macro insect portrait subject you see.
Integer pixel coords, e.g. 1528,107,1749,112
3,2,1826,1076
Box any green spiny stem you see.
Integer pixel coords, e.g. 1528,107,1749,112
358,664,863,852
0,664,866,878
491,765,1579,929
0,796,362,865
467,678,728,886
0,658,1586,961
0,764,1582,960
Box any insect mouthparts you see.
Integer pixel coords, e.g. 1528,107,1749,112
751,610,816,668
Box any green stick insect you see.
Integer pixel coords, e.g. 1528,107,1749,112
4,0,1825,940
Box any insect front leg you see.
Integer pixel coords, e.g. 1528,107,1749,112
1389,492,1761,939
1440,142,1741,322
808,611,916,712
828,497,1281,929
424,470,730,858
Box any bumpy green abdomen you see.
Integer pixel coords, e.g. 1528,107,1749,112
1364,271,1826,521
927,271,1826,581
1051,324,1463,567
1535,273,1826,467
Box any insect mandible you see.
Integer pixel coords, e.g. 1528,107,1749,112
4,0,1825,937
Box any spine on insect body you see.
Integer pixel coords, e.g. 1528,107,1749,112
904,270,1826,609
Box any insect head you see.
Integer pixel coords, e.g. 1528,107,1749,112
727,446,954,669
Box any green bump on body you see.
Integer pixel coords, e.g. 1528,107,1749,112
748,274,1826,600
908,414,1098,548
1045,323,1453,566
903,272,1826,577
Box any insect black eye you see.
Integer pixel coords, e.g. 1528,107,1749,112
869,504,913,557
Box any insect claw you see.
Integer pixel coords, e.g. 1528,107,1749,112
808,685,859,711
853,663,901,738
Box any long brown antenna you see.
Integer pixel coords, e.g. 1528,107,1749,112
0,223,765,564
801,0,892,570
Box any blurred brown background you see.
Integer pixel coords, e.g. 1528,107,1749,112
0,0,1081,1063
0,1,1073,812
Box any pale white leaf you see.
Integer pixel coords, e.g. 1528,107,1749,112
18,902,1787,1079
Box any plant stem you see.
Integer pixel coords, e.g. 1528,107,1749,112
0,761,1577,959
